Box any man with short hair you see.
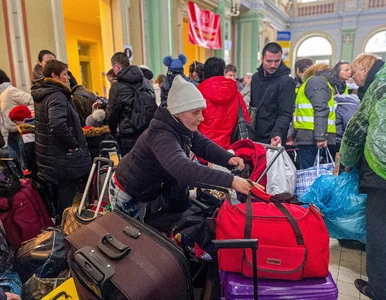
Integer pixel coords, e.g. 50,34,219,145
106,52,156,155
250,42,296,145
294,58,314,88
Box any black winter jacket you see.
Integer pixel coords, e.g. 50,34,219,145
72,85,95,127
250,62,296,144
31,79,91,184
106,66,156,141
116,107,235,202
293,70,337,145
83,125,115,160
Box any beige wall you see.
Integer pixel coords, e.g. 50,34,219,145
24,0,56,67
128,0,143,64
0,2,11,79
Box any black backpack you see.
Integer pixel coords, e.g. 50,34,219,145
0,159,22,212
130,80,158,132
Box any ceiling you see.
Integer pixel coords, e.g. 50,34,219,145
62,0,101,26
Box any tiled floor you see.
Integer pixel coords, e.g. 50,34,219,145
329,238,370,300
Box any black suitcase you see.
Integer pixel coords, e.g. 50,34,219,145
65,209,194,300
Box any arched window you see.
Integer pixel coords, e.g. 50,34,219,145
296,36,332,64
365,31,386,60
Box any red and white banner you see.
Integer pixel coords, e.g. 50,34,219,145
188,1,222,49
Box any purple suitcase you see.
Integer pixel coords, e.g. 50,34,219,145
220,271,338,300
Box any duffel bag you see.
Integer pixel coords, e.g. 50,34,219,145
216,190,329,280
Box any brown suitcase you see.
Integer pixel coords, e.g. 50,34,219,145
61,157,114,235
65,210,194,300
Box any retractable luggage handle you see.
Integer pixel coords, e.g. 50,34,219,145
255,144,285,184
213,239,259,300
77,157,114,219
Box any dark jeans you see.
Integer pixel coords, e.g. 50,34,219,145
56,179,78,218
363,187,386,300
297,145,336,169
8,132,25,169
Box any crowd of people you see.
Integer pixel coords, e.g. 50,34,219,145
0,41,385,299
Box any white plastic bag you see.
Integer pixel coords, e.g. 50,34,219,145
266,148,296,195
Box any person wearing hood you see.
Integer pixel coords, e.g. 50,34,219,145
290,63,337,169
106,52,156,155
198,57,250,150
83,109,114,160
31,60,91,217
334,82,360,152
250,43,296,146
8,105,37,178
109,75,263,222
0,69,34,168
340,54,386,300
332,61,352,95
160,54,198,105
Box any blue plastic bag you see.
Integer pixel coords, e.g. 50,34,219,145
301,170,367,243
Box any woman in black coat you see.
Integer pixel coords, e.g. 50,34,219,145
110,75,263,220
31,60,91,216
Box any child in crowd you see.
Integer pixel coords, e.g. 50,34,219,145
8,105,37,177
83,109,114,160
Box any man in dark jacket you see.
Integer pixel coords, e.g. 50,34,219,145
250,43,296,145
31,60,91,216
106,52,157,155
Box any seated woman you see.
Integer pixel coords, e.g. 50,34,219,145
110,75,262,219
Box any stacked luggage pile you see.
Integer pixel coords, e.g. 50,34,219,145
0,140,356,299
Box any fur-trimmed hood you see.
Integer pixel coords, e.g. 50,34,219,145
83,125,111,137
302,63,332,82
18,123,35,134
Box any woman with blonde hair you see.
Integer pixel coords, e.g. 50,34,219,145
340,53,386,300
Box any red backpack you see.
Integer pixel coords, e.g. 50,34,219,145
0,179,53,249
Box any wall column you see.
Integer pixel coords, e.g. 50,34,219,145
4,0,32,91
50,0,67,63
214,0,232,61
144,0,173,76
341,28,356,62
236,10,263,76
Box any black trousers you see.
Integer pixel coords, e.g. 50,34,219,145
363,187,386,300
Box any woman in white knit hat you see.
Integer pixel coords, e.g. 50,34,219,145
109,75,263,223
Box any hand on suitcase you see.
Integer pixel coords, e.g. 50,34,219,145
232,176,264,195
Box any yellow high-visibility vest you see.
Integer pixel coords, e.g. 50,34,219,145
293,76,336,133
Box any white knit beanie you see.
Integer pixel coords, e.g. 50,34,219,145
167,75,206,115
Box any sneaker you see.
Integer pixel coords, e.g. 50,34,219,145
355,279,376,299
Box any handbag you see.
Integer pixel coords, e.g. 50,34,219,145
216,191,330,280
14,228,67,283
231,100,258,144
295,148,335,199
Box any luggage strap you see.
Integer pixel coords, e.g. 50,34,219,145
244,190,305,246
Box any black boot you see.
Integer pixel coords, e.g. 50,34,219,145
355,279,377,299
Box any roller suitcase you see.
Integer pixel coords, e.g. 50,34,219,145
61,157,114,235
220,271,338,300
65,209,194,300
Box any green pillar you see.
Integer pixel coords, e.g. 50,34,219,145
341,29,356,62
236,11,263,76
214,0,232,60
145,0,173,76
